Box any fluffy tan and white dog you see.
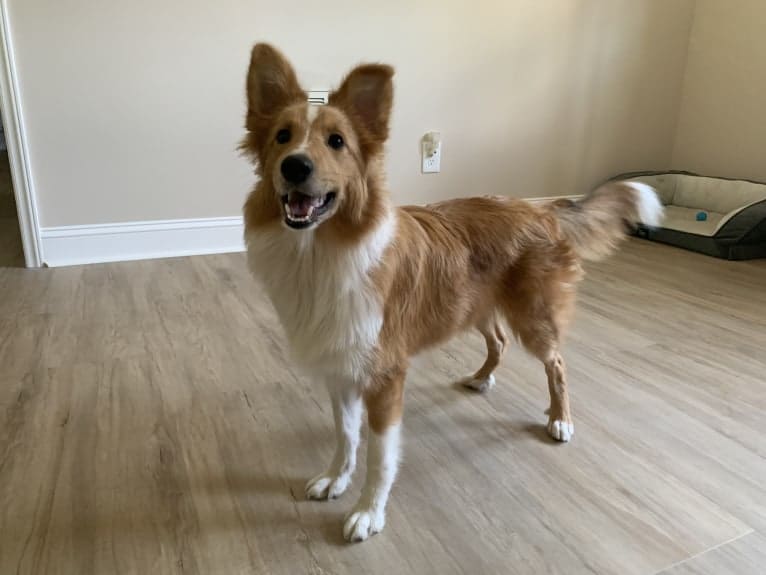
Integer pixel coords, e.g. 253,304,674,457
242,44,662,542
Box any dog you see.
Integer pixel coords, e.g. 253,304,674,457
241,43,662,542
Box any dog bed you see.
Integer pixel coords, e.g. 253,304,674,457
611,171,766,260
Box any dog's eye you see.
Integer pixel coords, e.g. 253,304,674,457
275,128,291,144
327,133,344,150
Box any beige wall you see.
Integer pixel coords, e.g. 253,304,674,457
671,0,766,182
9,0,695,227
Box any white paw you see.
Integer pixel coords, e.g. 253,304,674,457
343,507,385,542
305,472,351,500
548,419,574,442
461,373,495,393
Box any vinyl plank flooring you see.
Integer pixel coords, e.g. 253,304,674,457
657,531,766,575
0,240,765,574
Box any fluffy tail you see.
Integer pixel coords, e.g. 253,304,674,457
550,181,663,261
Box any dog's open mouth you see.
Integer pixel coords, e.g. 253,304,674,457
281,191,336,229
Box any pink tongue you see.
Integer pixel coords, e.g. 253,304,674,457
287,196,311,218
287,193,314,217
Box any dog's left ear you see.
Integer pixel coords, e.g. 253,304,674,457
244,43,305,158
330,64,394,155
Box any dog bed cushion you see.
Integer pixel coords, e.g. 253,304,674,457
611,171,766,260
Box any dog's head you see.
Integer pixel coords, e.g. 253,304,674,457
242,44,393,233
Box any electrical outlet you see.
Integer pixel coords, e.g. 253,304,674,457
421,132,441,173
307,90,329,105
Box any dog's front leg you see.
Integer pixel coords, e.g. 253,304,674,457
305,381,362,500
343,366,405,542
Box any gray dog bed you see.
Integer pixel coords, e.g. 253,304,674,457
611,171,766,260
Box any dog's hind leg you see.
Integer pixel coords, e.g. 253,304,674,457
542,350,573,442
461,315,508,393
499,248,578,441
508,302,575,442
306,381,362,500
514,320,574,442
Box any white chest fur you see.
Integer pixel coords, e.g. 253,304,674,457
246,213,396,381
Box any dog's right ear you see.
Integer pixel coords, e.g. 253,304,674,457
244,44,305,158
329,64,394,160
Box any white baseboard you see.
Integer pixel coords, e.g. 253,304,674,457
40,216,245,267
39,195,585,267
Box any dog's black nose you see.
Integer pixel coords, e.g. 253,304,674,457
280,154,313,184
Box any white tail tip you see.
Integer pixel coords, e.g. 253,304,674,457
625,181,663,226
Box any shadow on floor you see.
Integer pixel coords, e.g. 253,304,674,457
0,152,24,267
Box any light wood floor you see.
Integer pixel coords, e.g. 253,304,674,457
1,239,764,574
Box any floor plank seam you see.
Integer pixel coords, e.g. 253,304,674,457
651,529,756,575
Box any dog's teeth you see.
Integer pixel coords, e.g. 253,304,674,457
287,206,314,222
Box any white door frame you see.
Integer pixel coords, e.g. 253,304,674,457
0,0,42,268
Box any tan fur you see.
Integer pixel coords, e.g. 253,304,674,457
242,44,660,536
365,197,584,428
551,183,642,261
